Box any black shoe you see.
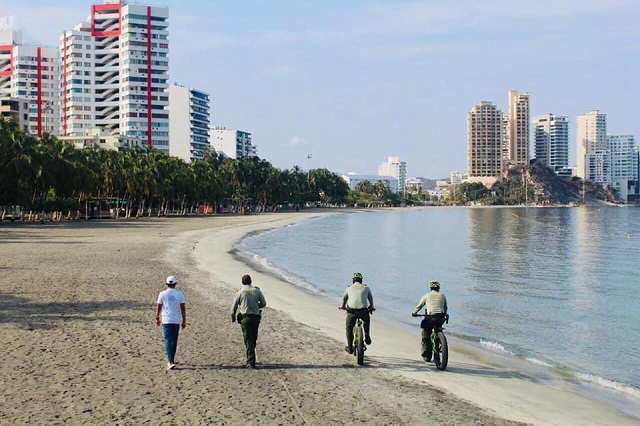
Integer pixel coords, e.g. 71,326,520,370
365,336,372,345
345,346,353,354
244,363,256,369
421,352,431,362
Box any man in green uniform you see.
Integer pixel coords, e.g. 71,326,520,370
231,274,267,369
412,280,448,361
339,272,375,354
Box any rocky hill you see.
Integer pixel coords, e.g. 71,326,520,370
491,161,622,206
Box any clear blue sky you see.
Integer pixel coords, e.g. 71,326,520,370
2,0,639,178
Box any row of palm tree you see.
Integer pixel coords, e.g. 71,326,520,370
1,120,356,219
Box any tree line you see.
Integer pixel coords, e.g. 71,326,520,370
0,120,415,220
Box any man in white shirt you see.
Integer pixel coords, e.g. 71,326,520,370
156,275,186,370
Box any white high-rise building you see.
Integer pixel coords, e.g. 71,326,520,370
467,101,504,183
576,110,607,179
507,90,530,166
168,83,210,162
211,126,256,159
0,17,60,136
633,145,640,200
585,150,611,185
60,1,170,152
607,135,635,199
378,156,407,193
533,113,569,172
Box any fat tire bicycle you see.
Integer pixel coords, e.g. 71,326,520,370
339,306,373,366
414,313,449,371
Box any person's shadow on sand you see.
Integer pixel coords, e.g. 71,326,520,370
175,358,516,378
176,363,359,370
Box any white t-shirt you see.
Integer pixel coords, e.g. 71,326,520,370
157,287,185,324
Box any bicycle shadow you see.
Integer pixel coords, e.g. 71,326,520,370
176,362,358,371
366,356,518,379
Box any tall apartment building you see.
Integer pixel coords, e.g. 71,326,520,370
60,1,170,153
0,18,60,136
168,83,210,162
533,113,569,172
378,156,407,193
506,90,530,166
467,101,504,183
585,150,611,185
633,145,640,201
607,135,636,199
211,126,256,159
576,110,607,179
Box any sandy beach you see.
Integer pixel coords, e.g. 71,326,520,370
1,212,637,425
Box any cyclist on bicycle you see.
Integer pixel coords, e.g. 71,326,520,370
412,280,448,362
339,272,375,354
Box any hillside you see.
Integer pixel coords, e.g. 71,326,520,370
491,161,622,206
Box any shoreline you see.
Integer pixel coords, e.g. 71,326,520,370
230,209,640,417
1,213,636,425
194,211,639,425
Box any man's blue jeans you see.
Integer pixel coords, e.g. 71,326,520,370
162,323,180,363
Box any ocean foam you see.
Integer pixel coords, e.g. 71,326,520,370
479,339,511,354
577,373,640,400
245,252,325,295
525,357,553,368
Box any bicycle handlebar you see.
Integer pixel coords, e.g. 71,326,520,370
413,313,449,323
339,306,376,314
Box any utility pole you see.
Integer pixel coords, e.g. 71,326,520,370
524,171,528,206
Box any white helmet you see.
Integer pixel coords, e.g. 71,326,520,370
166,275,177,285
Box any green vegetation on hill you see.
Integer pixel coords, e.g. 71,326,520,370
447,160,622,206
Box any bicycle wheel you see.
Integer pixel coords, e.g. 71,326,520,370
355,326,365,365
435,331,448,371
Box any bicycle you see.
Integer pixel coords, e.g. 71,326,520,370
413,313,449,371
339,306,371,366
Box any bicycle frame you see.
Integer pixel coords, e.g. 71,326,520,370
414,313,449,370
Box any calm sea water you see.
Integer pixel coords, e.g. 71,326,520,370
235,207,640,408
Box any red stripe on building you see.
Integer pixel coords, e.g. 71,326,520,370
146,6,153,147
37,47,42,136
91,3,122,37
63,33,68,136
0,44,13,77
90,5,96,35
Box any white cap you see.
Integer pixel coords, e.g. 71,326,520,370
166,275,177,285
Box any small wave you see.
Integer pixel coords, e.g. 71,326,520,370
479,339,512,354
577,373,640,399
245,252,326,295
477,339,640,401
525,357,553,368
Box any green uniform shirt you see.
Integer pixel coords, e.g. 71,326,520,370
232,285,267,316
413,290,447,315
340,283,374,309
